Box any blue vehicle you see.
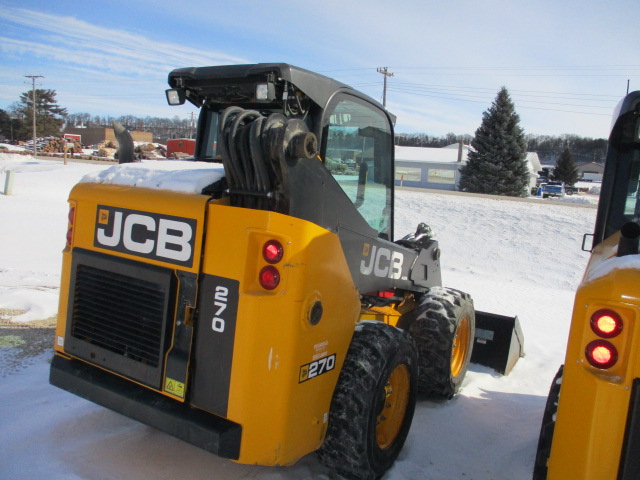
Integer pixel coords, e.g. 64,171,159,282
542,181,566,198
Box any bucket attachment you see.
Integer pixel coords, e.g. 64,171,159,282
471,311,524,375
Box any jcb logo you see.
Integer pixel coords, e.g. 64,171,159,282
94,205,197,267
360,244,404,279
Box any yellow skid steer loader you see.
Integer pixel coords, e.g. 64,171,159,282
534,90,640,480
50,64,522,480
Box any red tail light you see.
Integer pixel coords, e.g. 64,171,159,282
590,309,623,338
259,239,283,290
378,290,396,298
585,340,618,369
259,266,280,290
263,240,284,264
66,206,76,246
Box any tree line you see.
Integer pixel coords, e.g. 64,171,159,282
63,112,197,141
1,88,606,176
396,132,607,165
0,89,196,144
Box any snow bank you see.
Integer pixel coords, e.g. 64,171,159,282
0,156,63,175
0,153,108,324
0,143,26,153
555,195,598,205
80,160,225,194
0,286,58,322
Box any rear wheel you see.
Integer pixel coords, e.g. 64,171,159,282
317,322,418,480
399,287,475,398
533,365,563,480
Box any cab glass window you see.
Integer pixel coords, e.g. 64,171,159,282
620,115,640,221
322,96,393,239
195,108,219,160
623,150,640,220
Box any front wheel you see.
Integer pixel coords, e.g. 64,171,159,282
317,322,418,480
399,287,475,399
533,365,563,480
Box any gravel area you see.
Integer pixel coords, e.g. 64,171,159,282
0,309,56,376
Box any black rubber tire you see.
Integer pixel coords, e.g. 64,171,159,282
532,365,564,480
398,287,475,399
317,322,418,480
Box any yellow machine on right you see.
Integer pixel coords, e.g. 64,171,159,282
533,90,640,480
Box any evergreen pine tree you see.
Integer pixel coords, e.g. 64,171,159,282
551,148,579,186
0,109,17,141
459,87,530,196
16,89,67,140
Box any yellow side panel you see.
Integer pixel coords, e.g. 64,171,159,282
548,233,640,479
54,249,72,353
201,204,361,466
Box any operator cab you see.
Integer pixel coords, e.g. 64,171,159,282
591,91,640,248
165,63,395,240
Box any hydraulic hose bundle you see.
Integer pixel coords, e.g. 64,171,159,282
218,106,318,211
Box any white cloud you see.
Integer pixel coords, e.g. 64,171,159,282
0,7,250,79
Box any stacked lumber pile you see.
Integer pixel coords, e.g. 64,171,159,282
40,137,83,154
134,143,167,160
168,152,192,159
95,140,117,158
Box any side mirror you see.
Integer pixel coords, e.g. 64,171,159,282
582,233,594,252
166,88,186,106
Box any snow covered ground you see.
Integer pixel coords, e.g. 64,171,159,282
0,153,597,479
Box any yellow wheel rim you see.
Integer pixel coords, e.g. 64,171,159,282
376,364,410,450
451,315,471,378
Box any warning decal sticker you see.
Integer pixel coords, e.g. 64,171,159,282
164,377,186,398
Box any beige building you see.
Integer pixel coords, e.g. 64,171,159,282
576,161,605,181
395,144,541,191
63,127,152,146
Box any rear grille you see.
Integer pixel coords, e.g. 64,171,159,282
71,264,166,367
65,249,175,389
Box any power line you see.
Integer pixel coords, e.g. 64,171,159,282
321,64,640,74
385,82,622,100
386,86,613,109
383,87,612,116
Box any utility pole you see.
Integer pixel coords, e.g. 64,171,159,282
25,75,44,157
188,112,196,138
377,67,394,108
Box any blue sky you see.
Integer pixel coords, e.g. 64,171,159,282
1,0,638,138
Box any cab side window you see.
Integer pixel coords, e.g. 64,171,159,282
322,96,394,239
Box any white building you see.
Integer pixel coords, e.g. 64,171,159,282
395,144,541,192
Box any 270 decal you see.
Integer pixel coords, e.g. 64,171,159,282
299,354,336,383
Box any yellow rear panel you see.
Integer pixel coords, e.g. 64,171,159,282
55,183,210,356
548,233,640,479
